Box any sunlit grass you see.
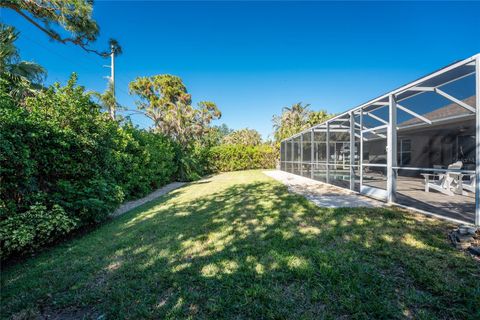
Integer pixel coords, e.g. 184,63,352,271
2,170,479,319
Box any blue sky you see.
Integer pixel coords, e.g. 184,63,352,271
2,1,479,139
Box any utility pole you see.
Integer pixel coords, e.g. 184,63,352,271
103,43,116,120
109,43,115,120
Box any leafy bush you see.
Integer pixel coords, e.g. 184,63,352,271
175,142,213,182
114,124,177,199
0,75,177,259
1,76,125,224
0,74,278,260
222,128,262,146
0,204,77,258
209,144,278,172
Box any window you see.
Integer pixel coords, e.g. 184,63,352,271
457,135,475,166
398,139,411,166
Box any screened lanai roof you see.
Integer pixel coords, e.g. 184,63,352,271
283,53,479,141
399,95,475,127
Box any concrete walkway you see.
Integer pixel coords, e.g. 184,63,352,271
111,181,186,217
263,170,383,208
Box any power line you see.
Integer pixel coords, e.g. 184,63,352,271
21,34,100,74
21,33,132,97
19,32,147,122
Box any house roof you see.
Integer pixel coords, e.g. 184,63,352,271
398,95,476,127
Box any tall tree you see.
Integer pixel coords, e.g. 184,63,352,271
307,110,331,127
216,123,233,137
272,102,331,142
222,128,262,146
272,102,310,142
129,74,221,181
0,24,46,101
201,124,233,146
2,0,119,56
129,74,221,144
91,80,120,119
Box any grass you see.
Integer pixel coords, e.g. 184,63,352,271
2,170,480,319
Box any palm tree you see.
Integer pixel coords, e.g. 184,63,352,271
90,80,121,120
272,102,311,142
307,110,331,127
0,24,46,101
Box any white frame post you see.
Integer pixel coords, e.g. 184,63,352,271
291,139,294,173
300,134,303,176
360,110,364,188
326,122,330,184
349,111,355,190
280,141,283,170
387,94,398,203
475,55,480,227
311,129,314,179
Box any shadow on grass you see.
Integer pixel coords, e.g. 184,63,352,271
2,174,480,319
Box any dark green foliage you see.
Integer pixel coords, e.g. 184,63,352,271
0,24,46,101
0,204,77,258
115,124,177,198
0,73,276,259
210,144,277,172
1,75,124,223
0,75,177,259
175,141,215,182
128,74,221,182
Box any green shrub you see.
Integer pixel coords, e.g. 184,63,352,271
0,75,178,259
0,204,77,257
115,125,177,199
209,144,278,172
175,142,212,182
1,76,126,225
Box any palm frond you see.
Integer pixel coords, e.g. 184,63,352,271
9,61,46,83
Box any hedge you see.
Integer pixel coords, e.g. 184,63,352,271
0,77,177,259
209,144,277,172
0,76,278,260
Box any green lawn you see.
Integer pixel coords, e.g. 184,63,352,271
2,170,479,319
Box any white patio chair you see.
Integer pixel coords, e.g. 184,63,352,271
423,161,465,196
463,174,475,193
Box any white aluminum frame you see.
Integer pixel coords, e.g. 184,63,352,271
279,53,480,226
349,111,355,190
476,54,480,226
387,94,397,203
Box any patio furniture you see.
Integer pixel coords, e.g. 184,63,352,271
421,161,466,196
463,174,476,193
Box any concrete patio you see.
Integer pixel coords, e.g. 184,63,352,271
266,170,475,224
263,170,382,208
